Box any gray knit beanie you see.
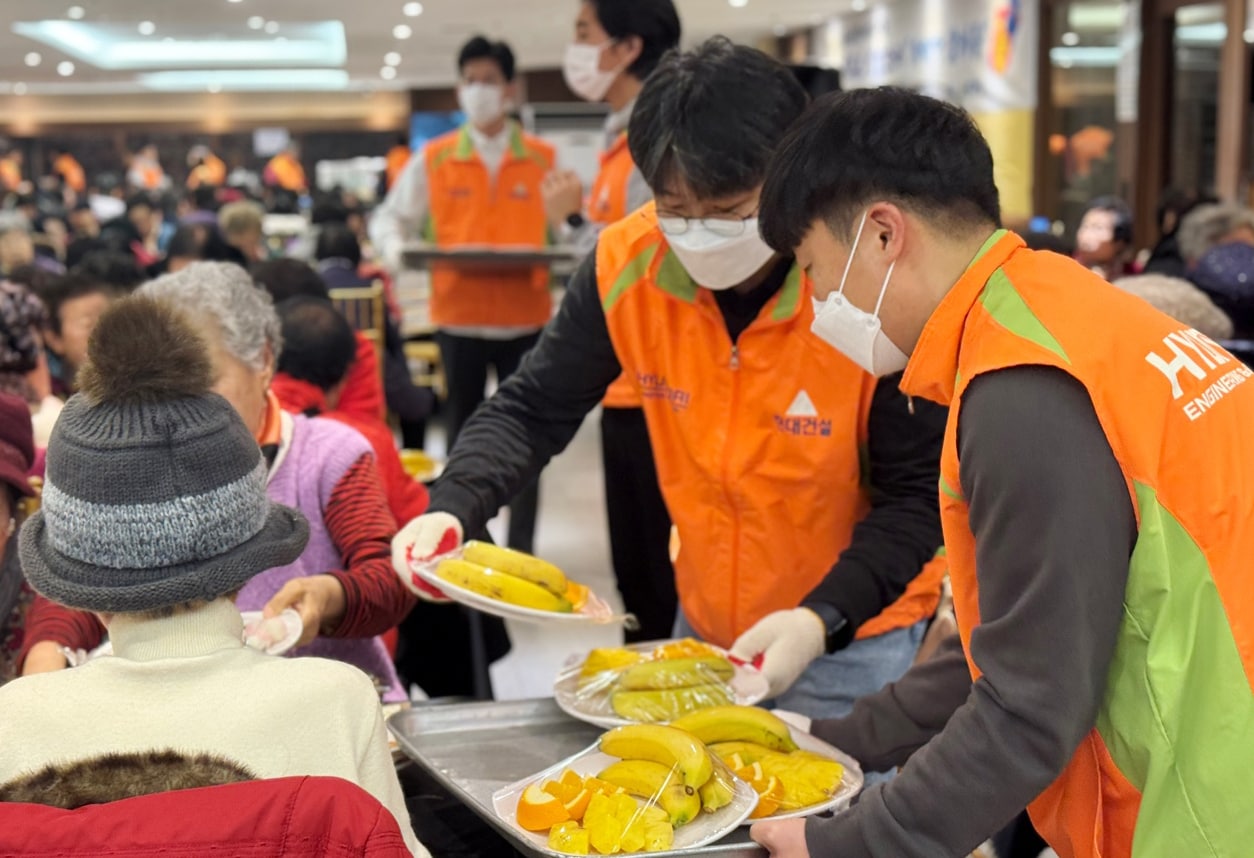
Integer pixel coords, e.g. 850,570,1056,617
19,296,309,613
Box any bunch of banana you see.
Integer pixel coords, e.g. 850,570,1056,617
608,655,737,722
675,705,846,817
436,542,576,613
599,724,737,819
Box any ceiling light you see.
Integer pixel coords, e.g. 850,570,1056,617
14,82,27,95
24,52,42,67
384,51,402,66
393,24,413,39
139,69,349,92
228,0,244,3
380,65,397,80
138,21,156,35
403,2,424,15
264,20,280,34
728,0,748,7
1061,31,1080,45
57,60,75,76
852,0,868,10
247,15,265,29
66,6,85,19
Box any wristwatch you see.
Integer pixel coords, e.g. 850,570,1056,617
565,212,586,230
807,602,853,654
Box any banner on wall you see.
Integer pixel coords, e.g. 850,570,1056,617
840,0,1039,219
840,0,1038,111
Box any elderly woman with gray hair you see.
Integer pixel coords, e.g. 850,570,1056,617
20,262,414,700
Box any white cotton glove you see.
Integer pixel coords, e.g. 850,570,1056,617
730,608,827,699
391,511,464,602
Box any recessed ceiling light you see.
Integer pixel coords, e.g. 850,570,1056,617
851,0,868,10
384,51,402,66
403,2,424,15
13,83,27,95
66,6,85,19
24,52,42,67
728,0,748,7
263,20,280,34
393,23,413,39
247,15,265,29
138,21,156,35
228,0,244,3
57,60,75,76
1061,31,1080,45
380,65,397,80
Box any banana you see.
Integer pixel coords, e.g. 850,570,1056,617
611,685,733,723
599,724,714,789
435,559,573,612
617,656,735,691
670,705,799,752
697,765,736,813
462,541,568,597
597,760,701,827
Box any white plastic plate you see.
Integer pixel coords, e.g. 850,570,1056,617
553,641,771,729
492,742,759,857
239,609,303,655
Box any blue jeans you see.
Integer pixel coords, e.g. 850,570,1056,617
673,611,927,721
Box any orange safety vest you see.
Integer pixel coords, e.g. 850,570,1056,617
188,154,227,190
386,145,411,190
0,158,22,192
901,230,1254,858
593,133,644,410
53,154,86,194
132,160,164,190
265,153,307,193
423,124,554,329
597,205,944,647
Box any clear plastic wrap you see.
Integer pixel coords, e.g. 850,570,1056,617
554,639,769,728
411,540,637,627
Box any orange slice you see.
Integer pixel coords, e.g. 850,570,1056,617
749,776,785,819
564,788,593,822
584,776,626,797
565,581,591,612
652,638,721,661
517,783,571,832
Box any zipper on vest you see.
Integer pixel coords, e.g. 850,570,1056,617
907,396,915,415
723,342,742,634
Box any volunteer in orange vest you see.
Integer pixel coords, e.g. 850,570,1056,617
126,144,166,191
264,141,308,195
187,144,227,190
385,136,411,190
50,148,87,197
372,35,554,556
393,41,946,719
0,146,24,194
541,0,681,642
751,87,1254,858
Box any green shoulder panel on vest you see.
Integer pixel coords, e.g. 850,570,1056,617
973,228,1009,263
933,545,947,558
602,241,663,313
979,268,1071,365
939,475,963,502
1096,481,1254,856
453,125,475,161
771,265,804,321
653,248,700,304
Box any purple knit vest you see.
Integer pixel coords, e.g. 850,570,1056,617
237,414,406,702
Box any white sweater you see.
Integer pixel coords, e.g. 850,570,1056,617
0,600,427,857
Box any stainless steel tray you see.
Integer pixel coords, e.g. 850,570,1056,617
389,699,765,858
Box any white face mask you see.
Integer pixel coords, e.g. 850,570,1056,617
810,211,910,376
458,83,506,128
563,42,619,102
662,218,777,291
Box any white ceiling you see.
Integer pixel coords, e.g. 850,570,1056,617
0,0,847,95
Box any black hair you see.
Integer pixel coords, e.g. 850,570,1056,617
71,251,145,291
315,222,363,267
38,273,118,334
457,36,516,82
191,185,219,212
310,195,351,226
165,225,208,260
275,297,359,393
5,264,54,295
760,87,1001,254
65,237,106,270
628,38,808,201
1022,231,1075,256
251,258,329,304
586,0,681,80
125,193,154,213
1082,196,1133,245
